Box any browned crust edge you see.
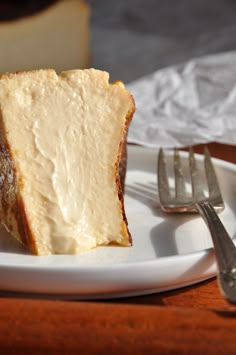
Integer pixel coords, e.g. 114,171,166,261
115,93,136,246
0,142,37,254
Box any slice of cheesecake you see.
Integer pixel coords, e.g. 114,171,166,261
0,69,135,255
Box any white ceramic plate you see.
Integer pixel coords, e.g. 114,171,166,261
0,146,235,299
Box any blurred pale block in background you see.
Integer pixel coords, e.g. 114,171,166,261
0,0,90,74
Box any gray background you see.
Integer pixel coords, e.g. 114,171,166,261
89,0,236,83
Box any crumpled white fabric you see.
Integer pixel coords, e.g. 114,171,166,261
127,51,236,148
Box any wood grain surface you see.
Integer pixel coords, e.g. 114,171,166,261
0,143,235,354
1,297,236,354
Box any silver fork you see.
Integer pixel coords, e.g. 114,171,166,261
158,146,236,304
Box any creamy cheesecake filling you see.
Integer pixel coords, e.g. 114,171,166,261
0,69,133,254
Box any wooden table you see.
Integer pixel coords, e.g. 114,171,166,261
0,143,235,354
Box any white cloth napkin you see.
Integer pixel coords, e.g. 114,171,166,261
127,51,236,148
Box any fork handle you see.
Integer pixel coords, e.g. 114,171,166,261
196,201,236,304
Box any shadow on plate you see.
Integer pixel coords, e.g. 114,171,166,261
125,181,209,258
0,225,29,255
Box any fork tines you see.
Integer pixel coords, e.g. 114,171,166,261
157,146,224,212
